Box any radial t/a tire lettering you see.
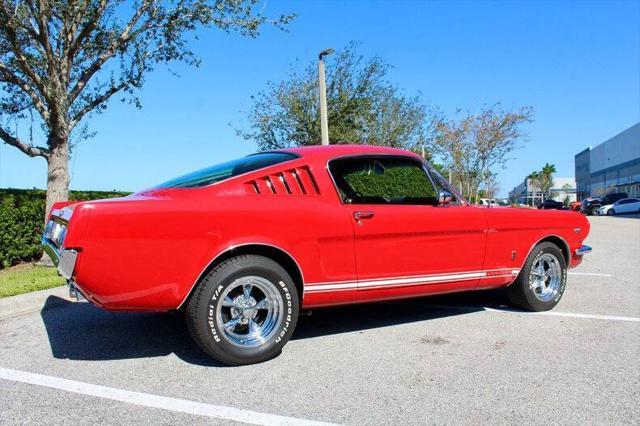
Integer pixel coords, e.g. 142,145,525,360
185,255,299,366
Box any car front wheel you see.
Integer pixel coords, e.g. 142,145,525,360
607,209,615,216
186,255,299,366
507,242,567,311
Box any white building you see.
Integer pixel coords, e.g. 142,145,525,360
509,177,576,206
575,123,640,199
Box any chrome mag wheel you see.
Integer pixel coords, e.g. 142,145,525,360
529,253,562,302
215,276,284,348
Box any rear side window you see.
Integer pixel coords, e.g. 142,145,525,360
330,157,438,204
156,152,298,188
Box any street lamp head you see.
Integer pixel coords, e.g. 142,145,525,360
318,48,335,60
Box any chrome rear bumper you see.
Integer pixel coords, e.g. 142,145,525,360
575,245,592,256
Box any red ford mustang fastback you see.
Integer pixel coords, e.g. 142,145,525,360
42,145,591,365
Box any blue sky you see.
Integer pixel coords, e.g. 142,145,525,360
1,0,638,197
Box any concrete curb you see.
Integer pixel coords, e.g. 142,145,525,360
0,286,72,320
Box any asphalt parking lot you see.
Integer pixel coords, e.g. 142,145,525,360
1,215,639,425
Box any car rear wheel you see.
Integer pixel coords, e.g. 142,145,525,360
507,242,567,311
186,255,299,366
607,209,615,216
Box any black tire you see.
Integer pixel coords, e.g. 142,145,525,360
607,209,615,216
186,255,299,366
507,242,567,311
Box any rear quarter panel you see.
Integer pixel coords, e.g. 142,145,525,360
73,181,355,310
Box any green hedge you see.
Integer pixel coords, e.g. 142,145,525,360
0,189,130,269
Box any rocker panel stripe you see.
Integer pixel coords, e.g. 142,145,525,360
304,269,520,293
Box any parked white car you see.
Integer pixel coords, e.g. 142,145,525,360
479,198,499,207
597,198,640,215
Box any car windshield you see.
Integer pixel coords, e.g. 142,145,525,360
156,152,298,188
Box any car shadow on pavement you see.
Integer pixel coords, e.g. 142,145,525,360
40,297,224,367
40,289,509,366
293,289,509,339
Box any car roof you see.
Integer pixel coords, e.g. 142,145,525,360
278,144,422,162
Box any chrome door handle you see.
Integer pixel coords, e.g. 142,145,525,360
354,211,375,222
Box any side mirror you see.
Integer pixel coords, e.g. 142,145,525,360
439,191,453,205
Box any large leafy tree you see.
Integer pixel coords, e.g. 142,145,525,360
0,0,293,214
238,42,436,154
433,104,534,202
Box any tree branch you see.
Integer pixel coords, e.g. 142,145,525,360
70,81,128,127
0,4,47,95
0,125,49,158
0,61,50,122
69,0,153,102
66,0,109,61
24,0,56,68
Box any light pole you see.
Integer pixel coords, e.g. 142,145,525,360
318,48,334,146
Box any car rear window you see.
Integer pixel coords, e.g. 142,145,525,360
156,152,298,188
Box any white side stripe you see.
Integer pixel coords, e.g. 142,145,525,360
0,368,336,426
305,282,357,292
358,272,485,288
305,269,520,293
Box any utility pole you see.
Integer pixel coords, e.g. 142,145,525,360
318,48,334,146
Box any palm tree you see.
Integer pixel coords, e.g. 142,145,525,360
527,171,541,205
539,163,557,200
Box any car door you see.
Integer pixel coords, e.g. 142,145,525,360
617,199,639,213
328,156,487,296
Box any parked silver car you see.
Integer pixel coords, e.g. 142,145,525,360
597,198,640,215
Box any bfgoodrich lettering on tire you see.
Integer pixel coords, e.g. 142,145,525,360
507,242,567,311
186,255,299,366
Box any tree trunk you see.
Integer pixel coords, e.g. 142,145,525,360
45,137,70,219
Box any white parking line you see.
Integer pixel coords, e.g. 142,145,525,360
481,307,640,322
429,305,640,322
0,367,336,426
568,272,613,277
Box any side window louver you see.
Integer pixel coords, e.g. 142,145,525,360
243,166,319,195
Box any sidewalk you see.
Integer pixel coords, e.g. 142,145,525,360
0,286,71,320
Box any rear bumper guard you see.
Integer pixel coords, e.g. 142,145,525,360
42,237,78,280
68,280,87,302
